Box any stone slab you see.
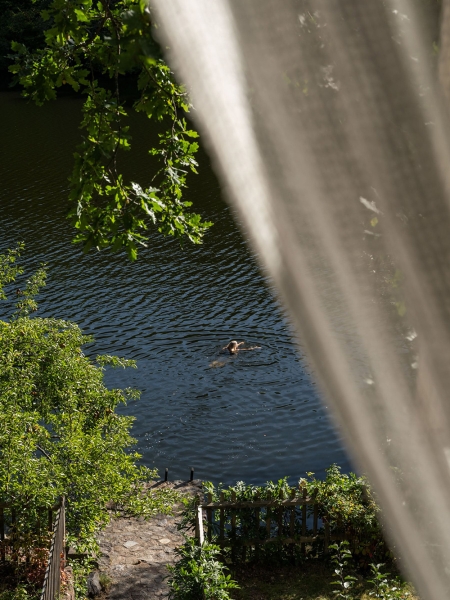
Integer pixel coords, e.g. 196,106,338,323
97,480,202,600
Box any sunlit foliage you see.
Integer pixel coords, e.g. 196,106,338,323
0,246,180,553
9,1,212,259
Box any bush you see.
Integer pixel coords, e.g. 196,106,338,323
0,585,35,600
0,244,180,565
305,465,390,567
167,537,238,600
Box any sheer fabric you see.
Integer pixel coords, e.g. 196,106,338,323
152,1,450,597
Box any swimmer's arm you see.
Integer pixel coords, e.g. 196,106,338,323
222,342,245,350
239,346,261,351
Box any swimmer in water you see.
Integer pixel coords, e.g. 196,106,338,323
223,340,261,354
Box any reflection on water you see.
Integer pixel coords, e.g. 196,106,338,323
0,92,351,484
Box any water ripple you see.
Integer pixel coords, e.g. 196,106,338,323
0,92,351,484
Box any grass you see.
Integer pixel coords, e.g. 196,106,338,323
229,562,418,600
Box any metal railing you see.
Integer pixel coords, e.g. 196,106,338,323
40,497,65,600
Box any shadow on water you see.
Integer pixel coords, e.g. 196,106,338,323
0,91,351,484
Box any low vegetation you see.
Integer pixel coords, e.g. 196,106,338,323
167,538,239,600
230,559,417,600
167,539,417,600
167,472,417,600
0,245,181,597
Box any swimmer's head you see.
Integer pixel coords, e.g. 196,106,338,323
227,340,239,353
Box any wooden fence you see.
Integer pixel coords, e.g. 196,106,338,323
195,488,334,560
40,497,65,600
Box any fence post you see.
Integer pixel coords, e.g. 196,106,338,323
301,487,307,555
289,489,295,539
277,490,283,539
196,503,204,546
324,521,330,555
313,488,318,537
266,493,272,541
207,493,213,543
255,493,260,561
61,497,66,571
195,498,199,540
11,508,16,563
219,492,225,545
289,489,296,561
231,491,236,563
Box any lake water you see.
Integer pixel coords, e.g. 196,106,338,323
0,91,351,484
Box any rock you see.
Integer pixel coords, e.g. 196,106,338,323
158,538,171,544
123,540,138,548
87,571,102,597
63,566,75,600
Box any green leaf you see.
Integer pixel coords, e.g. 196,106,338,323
74,9,90,22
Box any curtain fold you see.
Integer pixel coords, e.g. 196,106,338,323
152,1,450,597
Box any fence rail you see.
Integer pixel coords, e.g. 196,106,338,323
40,497,65,600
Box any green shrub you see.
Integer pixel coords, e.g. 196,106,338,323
368,562,413,599
0,585,35,600
167,537,238,600
0,245,181,561
67,557,96,600
330,541,357,599
306,465,390,566
305,465,379,535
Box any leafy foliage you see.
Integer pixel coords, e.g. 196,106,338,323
305,465,390,567
176,482,415,600
181,466,391,566
329,541,357,599
203,478,293,504
9,0,212,259
0,246,180,563
305,465,379,534
230,561,418,600
0,0,52,77
0,586,37,600
67,557,96,600
0,245,24,297
167,537,239,600
368,562,413,600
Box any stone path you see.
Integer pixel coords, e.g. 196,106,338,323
97,481,202,600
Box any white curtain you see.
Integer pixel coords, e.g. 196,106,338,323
152,1,450,597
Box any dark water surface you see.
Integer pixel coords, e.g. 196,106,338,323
0,92,351,484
